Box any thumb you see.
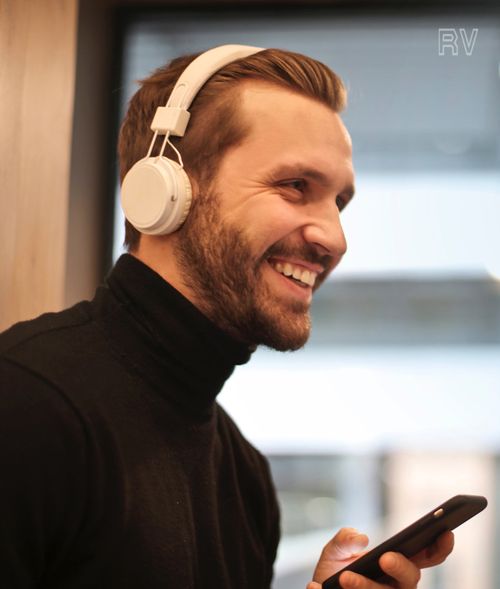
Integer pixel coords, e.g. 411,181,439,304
325,527,370,561
312,527,370,584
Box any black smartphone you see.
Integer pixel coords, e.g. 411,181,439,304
322,494,487,589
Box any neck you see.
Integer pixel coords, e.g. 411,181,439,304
131,237,251,347
104,254,253,415
133,235,195,305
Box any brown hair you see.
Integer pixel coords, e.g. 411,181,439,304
118,48,347,251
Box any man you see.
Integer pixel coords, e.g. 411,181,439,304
0,46,452,588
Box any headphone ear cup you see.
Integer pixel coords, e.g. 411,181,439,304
121,157,192,235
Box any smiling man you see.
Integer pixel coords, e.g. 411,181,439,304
0,46,452,588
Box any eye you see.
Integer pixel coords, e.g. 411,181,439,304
280,178,307,194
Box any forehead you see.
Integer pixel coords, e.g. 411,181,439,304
237,81,352,148
232,81,353,183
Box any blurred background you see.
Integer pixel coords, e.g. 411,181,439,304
2,1,499,588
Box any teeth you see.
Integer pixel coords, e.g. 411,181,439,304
269,260,317,287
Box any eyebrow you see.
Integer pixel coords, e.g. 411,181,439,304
269,163,356,199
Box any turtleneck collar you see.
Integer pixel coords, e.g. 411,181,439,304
98,254,252,416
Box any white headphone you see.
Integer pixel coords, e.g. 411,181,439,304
120,44,264,236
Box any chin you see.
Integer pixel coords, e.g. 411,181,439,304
255,313,311,352
263,337,309,353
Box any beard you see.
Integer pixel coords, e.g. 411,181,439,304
173,189,328,351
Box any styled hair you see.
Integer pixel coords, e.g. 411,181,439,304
118,48,347,251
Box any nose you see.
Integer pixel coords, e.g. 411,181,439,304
301,201,347,261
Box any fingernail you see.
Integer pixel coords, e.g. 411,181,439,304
347,534,367,553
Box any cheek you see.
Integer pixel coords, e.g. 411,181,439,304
244,202,301,251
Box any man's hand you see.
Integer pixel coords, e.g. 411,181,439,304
306,527,454,589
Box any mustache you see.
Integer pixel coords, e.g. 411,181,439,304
261,242,332,273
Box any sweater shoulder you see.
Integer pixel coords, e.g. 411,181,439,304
0,293,120,397
0,301,93,358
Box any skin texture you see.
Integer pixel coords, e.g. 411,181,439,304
133,80,454,585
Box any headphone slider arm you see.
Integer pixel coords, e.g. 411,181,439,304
150,106,190,137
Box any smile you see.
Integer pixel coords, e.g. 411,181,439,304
268,260,318,288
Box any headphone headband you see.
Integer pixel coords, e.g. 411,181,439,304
150,44,264,137
121,44,265,236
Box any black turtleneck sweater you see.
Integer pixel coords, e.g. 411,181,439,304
0,255,280,588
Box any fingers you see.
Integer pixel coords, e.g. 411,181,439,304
412,531,455,568
338,570,388,589
325,527,370,560
311,527,371,585
338,534,454,589
380,552,421,586
338,552,421,588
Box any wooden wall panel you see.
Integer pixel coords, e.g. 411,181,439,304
0,0,78,331
65,0,114,308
